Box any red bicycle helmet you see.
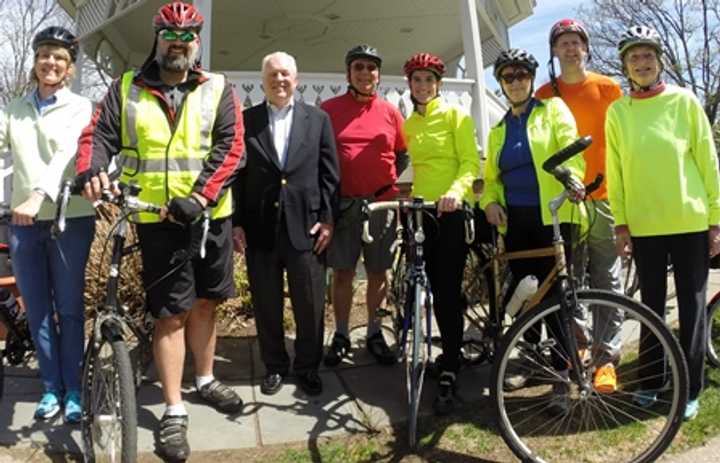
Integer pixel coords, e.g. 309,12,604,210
549,19,589,48
153,1,204,32
403,53,446,79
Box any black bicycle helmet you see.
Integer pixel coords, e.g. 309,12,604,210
32,26,78,62
618,25,662,58
493,48,539,80
345,44,382,68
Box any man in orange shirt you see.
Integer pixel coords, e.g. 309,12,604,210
536,19,623,393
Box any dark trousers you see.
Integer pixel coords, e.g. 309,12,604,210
633,231,708,400
423,210,469,374
245,223,326,375
505,206,577,371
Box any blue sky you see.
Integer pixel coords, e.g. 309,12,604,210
484,0,581,91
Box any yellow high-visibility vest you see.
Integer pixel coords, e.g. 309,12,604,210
118,70,231,223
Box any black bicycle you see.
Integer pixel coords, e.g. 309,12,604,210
55,180,163,463
363,198,474,448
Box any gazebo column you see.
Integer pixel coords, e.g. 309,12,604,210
195,0,213,69
459,0,490,153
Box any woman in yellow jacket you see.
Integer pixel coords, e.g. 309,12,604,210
606,26,720,421
402,52,480,415
479,49,585,412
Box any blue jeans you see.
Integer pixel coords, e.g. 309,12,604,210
10,217,95,395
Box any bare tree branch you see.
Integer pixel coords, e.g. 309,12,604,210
0,0,109,105
576,0,720,126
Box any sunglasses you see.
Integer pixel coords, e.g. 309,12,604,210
352,62,378,72
500,70,532,84
159,29,197,43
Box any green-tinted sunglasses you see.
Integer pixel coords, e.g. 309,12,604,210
159,29,197,43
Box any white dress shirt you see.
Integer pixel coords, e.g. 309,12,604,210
267,101,294,166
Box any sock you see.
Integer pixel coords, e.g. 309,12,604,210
335,320,350,338
366,315,381,338
195,374,214,390
165,403,187,417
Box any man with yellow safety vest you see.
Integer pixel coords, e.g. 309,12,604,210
75,2,245,460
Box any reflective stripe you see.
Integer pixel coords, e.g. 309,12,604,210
198,74,223,153
117,154,205,173
125,84,141,149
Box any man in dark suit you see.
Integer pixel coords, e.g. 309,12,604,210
232,51,339,396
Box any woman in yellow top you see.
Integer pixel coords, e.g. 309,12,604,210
402,52,480,415
479,49,585,412
606,26,720,420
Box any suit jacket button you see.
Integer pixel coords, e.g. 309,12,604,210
281,178,287,185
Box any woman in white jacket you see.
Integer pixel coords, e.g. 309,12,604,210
0,27,95,423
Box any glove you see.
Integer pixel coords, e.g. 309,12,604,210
168,196,205,225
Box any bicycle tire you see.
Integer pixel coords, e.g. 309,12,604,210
491,289,688,463
707,296,720,368
0,349,5,400
406,283,428,449
81,332,138,463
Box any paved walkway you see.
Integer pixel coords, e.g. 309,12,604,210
2,271,720,461
0,325,491,459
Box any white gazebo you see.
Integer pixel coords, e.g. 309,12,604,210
58,0,535,148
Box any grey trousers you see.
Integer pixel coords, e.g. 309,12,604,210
577,199,624,365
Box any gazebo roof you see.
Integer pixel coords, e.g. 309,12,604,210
58,0,535,76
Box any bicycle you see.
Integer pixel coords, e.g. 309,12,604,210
362,198,475,448
55,180,167,463
490,139,689,463
0,204,34,402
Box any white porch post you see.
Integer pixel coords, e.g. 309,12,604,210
459,0,490,154
195,0,213,70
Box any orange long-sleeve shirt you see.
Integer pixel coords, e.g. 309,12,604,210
536,72,622,199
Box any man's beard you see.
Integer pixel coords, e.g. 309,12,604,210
156,46,199,72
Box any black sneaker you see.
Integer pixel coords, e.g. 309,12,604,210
324,333,351,367
156,414,190,462
197,379,243,414
433,371,458,416
366,332,396,365
296,370,323,396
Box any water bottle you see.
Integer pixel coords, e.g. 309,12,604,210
505,275,539,317
0,287,24,333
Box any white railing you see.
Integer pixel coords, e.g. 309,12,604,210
226,72,487,120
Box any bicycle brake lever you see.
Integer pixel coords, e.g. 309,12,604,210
199,211,210,259
464,206,475,245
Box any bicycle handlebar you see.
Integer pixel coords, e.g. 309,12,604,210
541,136,592,173
361,199,475,245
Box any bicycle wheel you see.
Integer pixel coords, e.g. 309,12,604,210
462,245,508,365
82,331,138,463
406,283,429,448
707,296,720,368
492,289,688,463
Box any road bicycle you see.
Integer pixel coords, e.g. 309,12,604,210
55,180,160,463
362,198,474,448
0,204,34,402
490,138,689,463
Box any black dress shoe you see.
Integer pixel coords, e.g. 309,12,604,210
296,371,322,396
261,373,283,395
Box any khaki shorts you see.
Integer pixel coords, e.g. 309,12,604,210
327,198,397,273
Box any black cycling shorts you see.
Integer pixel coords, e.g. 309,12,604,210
136,217,235,319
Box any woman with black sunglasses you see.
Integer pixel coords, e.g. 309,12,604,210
479,48,586,413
